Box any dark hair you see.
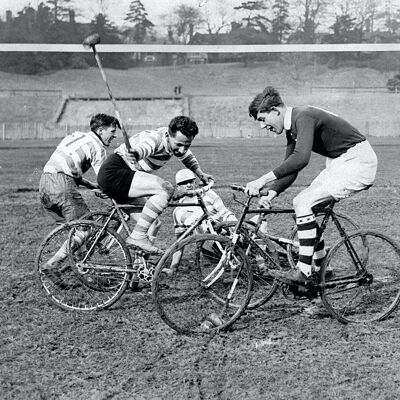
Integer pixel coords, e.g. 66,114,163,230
90,113,121,132
248,86,284,119
168,116,199,138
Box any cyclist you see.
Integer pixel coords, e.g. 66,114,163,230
39,113,120,273
39,113,120,224
245,86,377,284
97,116,213,254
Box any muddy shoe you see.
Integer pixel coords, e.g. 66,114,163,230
269,269,307,285
126,236,163,255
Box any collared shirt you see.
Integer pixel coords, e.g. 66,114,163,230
43,130,106,178
283,106,293,131
114,127,200,173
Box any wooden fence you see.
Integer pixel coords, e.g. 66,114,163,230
1,119,399,140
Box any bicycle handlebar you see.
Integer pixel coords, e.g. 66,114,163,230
231,183,269,197
173,180,215,200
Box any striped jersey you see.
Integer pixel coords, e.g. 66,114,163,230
114,127,200,173
43,131,106,178
173,189,236,230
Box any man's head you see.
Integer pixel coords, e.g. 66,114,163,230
166,116,199,157
175,169,197,190
248,86,285,135
90,113,121,146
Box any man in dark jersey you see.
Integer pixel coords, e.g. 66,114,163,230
245,86,377,284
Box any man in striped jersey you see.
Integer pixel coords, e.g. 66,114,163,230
39,113,120,223
245,86,377,285
98,116,213,254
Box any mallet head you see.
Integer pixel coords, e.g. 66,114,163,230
83,33,101,49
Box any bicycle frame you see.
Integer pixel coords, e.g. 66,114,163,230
229,186,366,283
79,186,222,271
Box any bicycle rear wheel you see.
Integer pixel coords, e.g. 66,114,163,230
37,220,132,311
152,234,253,334
320,230,400,323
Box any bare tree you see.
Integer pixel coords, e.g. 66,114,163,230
202,0,233,37
334,0,381,33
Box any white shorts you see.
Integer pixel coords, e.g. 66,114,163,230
310,140,377,199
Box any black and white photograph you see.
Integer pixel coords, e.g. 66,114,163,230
1,0,400,398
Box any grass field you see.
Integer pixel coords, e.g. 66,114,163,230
2,136,400,399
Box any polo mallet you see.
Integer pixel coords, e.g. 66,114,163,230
82,33,131,151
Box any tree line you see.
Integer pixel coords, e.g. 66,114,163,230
0,0,400,74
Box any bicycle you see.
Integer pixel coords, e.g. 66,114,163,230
214,188,363,309
227,185,400,323
37,181,252,318
152,183,400,334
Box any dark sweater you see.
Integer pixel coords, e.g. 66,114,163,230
270,106,365,194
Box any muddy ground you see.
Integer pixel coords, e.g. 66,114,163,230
1,138,400,399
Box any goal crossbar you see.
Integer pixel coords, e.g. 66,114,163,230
0,43,400,53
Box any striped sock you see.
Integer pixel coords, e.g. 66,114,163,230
296,214,317,277
313,232,326,271
130,193,168,239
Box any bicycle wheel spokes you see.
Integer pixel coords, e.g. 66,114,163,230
240,226,280,309
153,234,252,334
37,221,132,311
321,231,400,323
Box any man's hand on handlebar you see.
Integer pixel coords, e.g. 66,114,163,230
173,179,215,200
245,177,267,197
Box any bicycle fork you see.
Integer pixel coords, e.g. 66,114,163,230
203,233,242,301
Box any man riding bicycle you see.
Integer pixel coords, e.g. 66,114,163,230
245,86,377,284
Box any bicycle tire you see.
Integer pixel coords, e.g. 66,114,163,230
286,211,362,269
320,230,400,323
152,234,253,334
37,220,132,311
215,220,280,309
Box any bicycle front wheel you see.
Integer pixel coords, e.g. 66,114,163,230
215,220,280,309
37,220,132,311
152,234,253,334
320,230,400,323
